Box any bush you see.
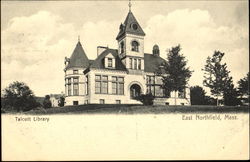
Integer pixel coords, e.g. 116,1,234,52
43,95,52,109
136,93,154,105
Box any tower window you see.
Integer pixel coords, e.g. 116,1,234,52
131,41,139,52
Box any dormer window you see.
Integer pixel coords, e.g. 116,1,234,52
131,40,139,52
108,58,113,67
104,53,115,68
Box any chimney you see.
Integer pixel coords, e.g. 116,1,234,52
97,46,108,56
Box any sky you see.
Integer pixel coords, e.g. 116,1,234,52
1,0,249,97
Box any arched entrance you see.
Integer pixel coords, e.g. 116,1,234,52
130,84,141,99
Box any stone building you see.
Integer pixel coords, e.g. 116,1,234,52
64,7,190,106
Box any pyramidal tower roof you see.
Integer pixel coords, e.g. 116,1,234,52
66,41,89,69
116,10,145,40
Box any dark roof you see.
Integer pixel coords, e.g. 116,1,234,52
144,53,166,73
89,49,127,71
116,11,145,40
66,42,89,69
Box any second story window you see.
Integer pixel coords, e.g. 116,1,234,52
108,58,113,68
73,78,79,83
138,59,141,70
131,41,139,52
129,58,133,69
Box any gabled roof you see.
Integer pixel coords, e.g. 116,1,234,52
144,53,166,73
66,42,89,69
89,49,127,71
116,11,145,40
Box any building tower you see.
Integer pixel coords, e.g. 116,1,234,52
116,1,146,73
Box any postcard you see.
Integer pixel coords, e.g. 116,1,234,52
1,0,249,160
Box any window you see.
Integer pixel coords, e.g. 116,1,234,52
68,78,71,84
116,100,121,104
84,100,89,104
165,102,169,105
120,42,124,54
131,41,139,52
108,58,113,67
100,99,105,104
112,76,124,95
73,83,79,95
73,78,79,83
138,59,141,70
129,58,133,69
73,101,78,105
134,59,137,70
95,81,101,94
68,84,71,96
146,75,165,97
95,75,108,94
73,70,78,74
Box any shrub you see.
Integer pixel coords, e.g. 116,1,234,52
136,93,154,105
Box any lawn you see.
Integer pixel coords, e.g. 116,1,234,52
5,104,246,115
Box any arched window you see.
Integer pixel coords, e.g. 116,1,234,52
131,41,139,52
120,41,124,54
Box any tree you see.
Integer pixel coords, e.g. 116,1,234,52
2,81,40,111
58,96,65,107
43,95,52,108
223,82,240,106
160,45,192,105
238,72,249,97
190,86,207,105
202,51,232,106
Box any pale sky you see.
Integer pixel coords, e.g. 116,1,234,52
1,0,249,97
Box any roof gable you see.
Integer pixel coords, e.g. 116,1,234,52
116,11,145,40
66,42,89,69
90,49,127,71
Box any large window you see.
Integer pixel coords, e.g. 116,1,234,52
112,76,124,95
73,83,79,95
95,75,108,94
146,75,168,97
68,84,71,96
131,41,139,52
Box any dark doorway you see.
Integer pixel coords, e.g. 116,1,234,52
130,84,141,99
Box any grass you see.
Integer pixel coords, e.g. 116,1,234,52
4,104,247,115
